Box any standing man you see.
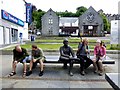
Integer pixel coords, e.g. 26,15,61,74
59,38,75,76
8,45,29,77
26,45,45,76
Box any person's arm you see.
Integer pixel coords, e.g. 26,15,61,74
60,47,70,58
13,49,16,61
94,46,97,58
70,47,75,57
86,45,90,54
39,48,44,57
102,47,106,58
24,49,29,56
35,48,44,60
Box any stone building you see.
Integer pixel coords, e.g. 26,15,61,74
42,6,104,36
41,8,59,36
79,6,104,36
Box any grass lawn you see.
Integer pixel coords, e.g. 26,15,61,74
31,39,110,43
4,43,120,50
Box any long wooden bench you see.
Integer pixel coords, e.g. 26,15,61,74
43,55,115,64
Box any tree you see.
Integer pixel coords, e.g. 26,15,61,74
32,10,45,30
100,13,110,33
76,6,87,16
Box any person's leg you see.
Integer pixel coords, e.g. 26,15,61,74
68,59,74,76
98,60,103,76
12,61,18,72
59,57,69,69
23,62,27,77
84,56,92,69
79,56,85,75
22,56,30,74
39,57,44,76
92,59,98,73
26,59,36,76
8,61,18,77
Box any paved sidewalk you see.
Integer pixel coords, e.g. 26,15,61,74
1,54,118,89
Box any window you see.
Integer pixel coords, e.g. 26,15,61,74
48,27,53,35
88,26,93,30
11,28,18,42
48,18,53,24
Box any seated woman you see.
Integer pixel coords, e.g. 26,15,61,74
93,39,106,76
77,38,92,76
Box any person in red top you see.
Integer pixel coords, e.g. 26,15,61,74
93,39,106,76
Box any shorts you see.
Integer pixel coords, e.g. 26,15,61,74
22,56,32,63
34,56,45,62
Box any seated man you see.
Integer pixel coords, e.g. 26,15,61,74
8,45,29,77
26,45,45,76
59,38,75,76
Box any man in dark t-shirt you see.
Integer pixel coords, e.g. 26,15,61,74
8,45,29,77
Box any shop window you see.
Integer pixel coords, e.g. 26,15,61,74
11,28,18,42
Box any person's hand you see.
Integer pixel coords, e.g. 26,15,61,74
100,57,104,60
86,49,88,53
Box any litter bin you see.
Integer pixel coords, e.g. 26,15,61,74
31,35,35,41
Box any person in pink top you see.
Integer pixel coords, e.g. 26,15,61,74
93,39,106,76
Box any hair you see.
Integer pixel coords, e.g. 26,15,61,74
32,45,37,49
15,45,21,49
100,41,103,46
82,38,88,44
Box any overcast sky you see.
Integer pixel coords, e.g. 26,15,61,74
27,0,120,14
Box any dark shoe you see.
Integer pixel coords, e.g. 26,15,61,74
22,71,26,78
26,71,32,76
94,70,98,74
8,72,16,77
81,71,85,76
98,72,103,76
39,71,43,76
69,72,73,76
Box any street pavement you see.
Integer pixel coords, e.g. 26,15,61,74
0,54,119,89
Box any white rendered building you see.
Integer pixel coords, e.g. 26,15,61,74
0,0,30,45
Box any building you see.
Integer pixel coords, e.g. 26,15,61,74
42,6,104,36
41,8,59,36
0,0,29,45
59,17,79,36
79,6,104,36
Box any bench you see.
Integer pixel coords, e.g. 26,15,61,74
25,55,115,64
43,55,115,64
